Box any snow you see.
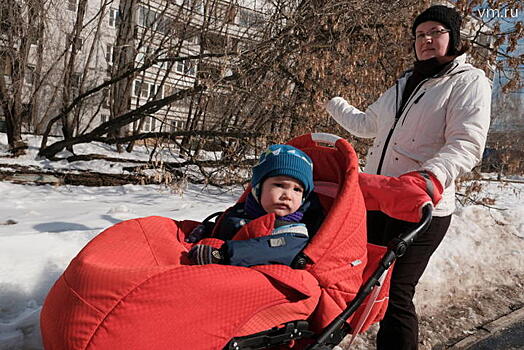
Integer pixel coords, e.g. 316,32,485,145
420,194,524,306
0,133,186,175
0,182,240,349
1,134,523,350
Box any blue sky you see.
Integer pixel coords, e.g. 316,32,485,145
473,3,523,97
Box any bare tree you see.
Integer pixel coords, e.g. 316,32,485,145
458,0,523,92
1,0,115,154
111,0,137,152
2,0,522,186
0,0,34,155
61,0,89,150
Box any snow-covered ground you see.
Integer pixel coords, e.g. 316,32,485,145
0,134,186,175
0,134,523,350
0,182,240,349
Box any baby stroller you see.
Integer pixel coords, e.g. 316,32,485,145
40,133,434,350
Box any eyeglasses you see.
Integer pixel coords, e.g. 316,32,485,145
414,29,450,41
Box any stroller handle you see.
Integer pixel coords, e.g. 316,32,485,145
310,133,342,146
392,204,433,258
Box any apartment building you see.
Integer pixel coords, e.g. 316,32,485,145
96,0,272,136
0,0,269,135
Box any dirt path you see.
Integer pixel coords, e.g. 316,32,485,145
341,284,524,350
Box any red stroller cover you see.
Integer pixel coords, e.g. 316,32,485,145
40,134,429,349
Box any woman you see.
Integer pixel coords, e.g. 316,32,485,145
325,5,491,350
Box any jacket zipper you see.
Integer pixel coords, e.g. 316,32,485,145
375,60,462,174
376,79,428,175
401,91,426,126
413,91,425,104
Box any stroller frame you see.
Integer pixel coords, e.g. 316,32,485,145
226,205,433,350
40,133,437,350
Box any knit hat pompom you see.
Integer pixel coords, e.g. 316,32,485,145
251,144,314,200
412,5,462,56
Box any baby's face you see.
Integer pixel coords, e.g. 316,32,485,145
260,176,304,217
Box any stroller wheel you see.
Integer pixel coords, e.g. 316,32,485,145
225,321,314,350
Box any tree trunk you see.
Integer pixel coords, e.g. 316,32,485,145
61,0,88,152
111,0,137,152
0,94,27,155
29,1,45,135
0,1,30,155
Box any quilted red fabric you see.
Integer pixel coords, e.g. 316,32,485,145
41,216,320,350
41,134,432,349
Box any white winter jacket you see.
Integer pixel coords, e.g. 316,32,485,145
326,55,491,216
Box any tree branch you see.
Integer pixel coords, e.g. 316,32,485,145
39,84,209,158
39,50,239,150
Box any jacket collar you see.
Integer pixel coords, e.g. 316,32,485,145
400,54,469,80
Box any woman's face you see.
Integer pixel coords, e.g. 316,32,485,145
414,21,450,61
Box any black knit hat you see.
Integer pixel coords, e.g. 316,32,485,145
412,5,462,56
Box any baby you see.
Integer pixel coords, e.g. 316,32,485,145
189,144,321,268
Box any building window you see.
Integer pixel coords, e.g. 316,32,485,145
176,61,184,73
67,0,77,12
165,86,191,106
138,6,174,34
66,34,83,51
477,32,493,47
142,115,157,132
186,34,199,45
133,80,163,100
106,44,114,65
149,84,163,100
175,60,196,76
144,45,158,65
237,9,264,28
102,88,111,108
136,52,145,65
25,65,35,85
157,16,173,35
133,80,149,98
136,46,165,68
182,0,203,14
71,73,81,89
109,8,120,28
171,119,185,131
138,6,158,29
155,51,168,68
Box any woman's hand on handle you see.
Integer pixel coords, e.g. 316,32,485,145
359,171,443,222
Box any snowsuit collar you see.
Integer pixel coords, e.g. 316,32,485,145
244,193,307,223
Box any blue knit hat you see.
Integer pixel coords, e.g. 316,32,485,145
251,144,314,201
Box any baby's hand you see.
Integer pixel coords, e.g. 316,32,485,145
188,244,225,265
185,224,207,243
